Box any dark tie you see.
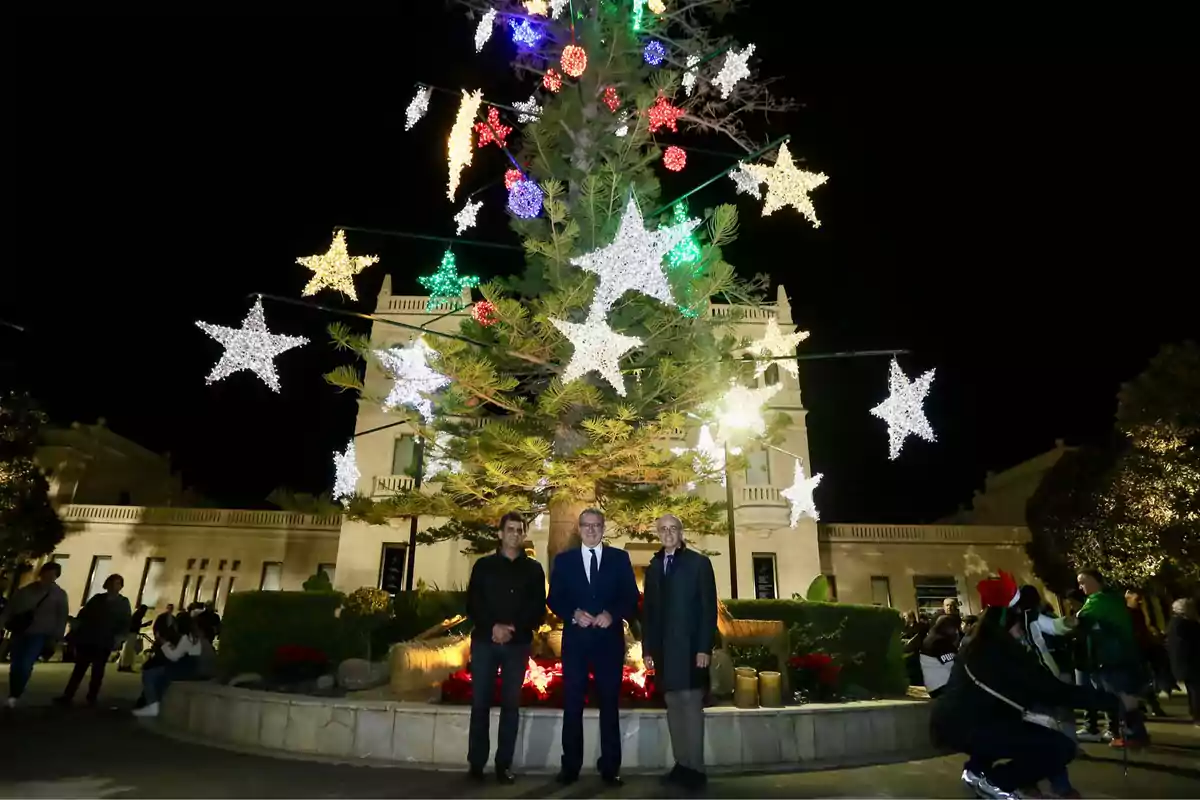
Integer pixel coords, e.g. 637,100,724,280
589,548,598,583
664,554,673,576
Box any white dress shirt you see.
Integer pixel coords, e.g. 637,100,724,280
581,543,604,583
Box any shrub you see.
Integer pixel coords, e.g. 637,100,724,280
302,570,334,593
343,587,394,661
724,599,907,696
220,591,345,678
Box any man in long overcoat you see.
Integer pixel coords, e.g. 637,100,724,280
641,514,718,790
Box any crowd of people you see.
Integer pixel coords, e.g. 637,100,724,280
901,569,1199,799
0,561,221,716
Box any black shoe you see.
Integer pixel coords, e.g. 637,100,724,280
52,696,72,708
555,771,579,785
496,769,516,785
679,767,708,790
661,764,683,784
601,773,624,787
467,767,485,782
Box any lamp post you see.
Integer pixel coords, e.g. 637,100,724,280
404,435,425,592
723,440,740,599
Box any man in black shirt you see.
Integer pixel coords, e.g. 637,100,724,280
465,512,547,784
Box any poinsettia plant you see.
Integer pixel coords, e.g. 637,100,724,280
788,652,842,703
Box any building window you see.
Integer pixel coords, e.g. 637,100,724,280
260,562,283,591
218,559,227,572
199,559,209,571
84,556,113,604
391,436,418,476
744,446,770,486
318,563,337,586
763,362,781,386
193,575,205,605
211,576,222,604
752,554,777,599
870,576,892,608
231,560,241,572
137,558,167,608
822,574,838,602
179,575,191,608
186,558,196,571
379,545,407,595
913,575,958,616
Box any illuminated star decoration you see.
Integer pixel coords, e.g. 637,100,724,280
714,44,755,99
643,40,666,66
375,339,450,421
780,458,822,527
745,318,810,377
671,424,738,488
570,196,700,316
419,250,481,310
454,199,483,235
549,0,569,16
743,141,829,226
524,0,549,14
474,106,512,148
296,229,380,301
714,382,781,438
870,358,936,460
647,93,684,133
513,95,541,123
647,0,666,11
550,313,644,397
447,89,484,200
728,164,763,200
474,8,497,52
682,54,701,96
332,440,359,502
666,201,701,272
509,19,542,48
405,87,432,131
195,298,308,393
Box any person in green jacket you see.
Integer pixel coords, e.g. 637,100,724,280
1076,568,1150,747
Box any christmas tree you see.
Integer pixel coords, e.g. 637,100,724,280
327,0,824,558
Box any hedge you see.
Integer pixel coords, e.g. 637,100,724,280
724,599,907,696
219,591,345,677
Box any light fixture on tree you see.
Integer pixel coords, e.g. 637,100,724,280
474,106,512,148
682,54,701,96
870,358,936,460
602,86,620,112
561,45,587,77
745,318,809,377
780,458,822,526
504,168,523,189
523,0,549,14
714,44,755,99
332,440,360,502
549,0,569,16
296,229,380,301
647,93,684,133
447,89,484,200
472,299,499,326
671,424,738,487
647,0,666,12
474,8,497,52
509,19,542,47
714,382,781,438
569,196,700,316
405,87,432,131
550,312,644,397
508,179,544,219
543,69,563,92
454,199,483,235
728,164,763,200
663,146,687,172
375,338,450,421
513,95,541,123
195,298,308,393
419,250,481,310
666,201,701,271
643,40,666,65
743,141,828,226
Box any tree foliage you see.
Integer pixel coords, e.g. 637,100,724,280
0,392,65,566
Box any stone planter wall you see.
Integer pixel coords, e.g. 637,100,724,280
158,682,936,770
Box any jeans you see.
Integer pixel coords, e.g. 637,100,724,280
7,634,47,699
1185,680,1199,723
62,643,111,703
142,666,170,705
961,717,1078,792
467,638,530,771
1092,668,1149,739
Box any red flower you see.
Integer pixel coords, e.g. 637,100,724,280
274,644,328,665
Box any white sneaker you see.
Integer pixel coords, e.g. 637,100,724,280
4,697,17,709
964,771,1017,800
131,702,160,718
1076,727,1112,742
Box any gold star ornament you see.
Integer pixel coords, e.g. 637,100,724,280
746,318,810,378
743,141,829,227
296,230,379,301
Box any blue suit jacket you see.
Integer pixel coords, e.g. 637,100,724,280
548,545,639,653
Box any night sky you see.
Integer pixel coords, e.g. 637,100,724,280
7,13,1196,523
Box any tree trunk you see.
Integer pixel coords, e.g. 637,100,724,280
548,499,589,563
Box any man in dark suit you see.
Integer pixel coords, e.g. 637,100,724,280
642,514,717,790
547,507,639,786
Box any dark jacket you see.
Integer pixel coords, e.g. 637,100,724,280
931,624,1102,748
69,592,132,650
642,545,717,693
1166,614,1200,682
547,544,639,653
466,549,547,645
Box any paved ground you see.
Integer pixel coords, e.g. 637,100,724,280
1,664,1197,798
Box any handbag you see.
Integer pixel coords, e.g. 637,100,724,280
4,590,51,635
964,663,1068,736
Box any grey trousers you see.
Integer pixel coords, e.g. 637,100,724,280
665,689,706,772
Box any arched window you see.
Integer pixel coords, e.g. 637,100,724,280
763,362,780,386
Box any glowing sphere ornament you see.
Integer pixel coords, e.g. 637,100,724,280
296,229,380,301
472,299,499,327
447,89,484,201
195,298,308,394
419,250,480,311
682,54,701,96
474,106,512,148
504,168,524,189
405,87,431,131
561,45,588,77
550,313,644,397
643,40,666,66
332,440,359,502
543,69,563,93
743,141,828,226
375,339,450,421
871,358,937,460
474,8,497,52
602,86,621,112
513,94,541,123
647,93,684,133
570,196,700,316
454,199,483,235
714,44,755,99
509,19,543,48
663,146,687,172
729,164,763,200
508,179,544,219
780,458,822,526
745,317,809,378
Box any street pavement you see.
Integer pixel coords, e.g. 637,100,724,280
1,664,1197,798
